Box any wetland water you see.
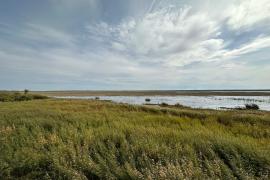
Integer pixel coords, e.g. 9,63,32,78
54,96,270,111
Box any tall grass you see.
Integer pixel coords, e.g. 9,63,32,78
0,92,48,102
0,99,269,179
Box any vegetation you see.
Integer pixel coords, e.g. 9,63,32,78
245,103,260,110
24,89,30,95
0,92,48,102
145,98,151,102
35,90,270,97
174,103,188,108
0,99,270,179
160,102,169,106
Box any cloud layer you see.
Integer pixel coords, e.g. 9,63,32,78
0,0,270,90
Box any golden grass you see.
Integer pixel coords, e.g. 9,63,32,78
0,99,269,179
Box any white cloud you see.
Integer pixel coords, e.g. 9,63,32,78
87,6,223,66
226,0,270,30
1,0,270,89
86,3,270,67
222,35,270,59
121,6,220,57
87,0,270,66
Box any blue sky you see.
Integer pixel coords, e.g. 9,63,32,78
0,0,270,90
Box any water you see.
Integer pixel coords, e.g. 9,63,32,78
54,96,270,111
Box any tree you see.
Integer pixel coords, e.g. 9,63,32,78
245,103,259,110
24,89,29,95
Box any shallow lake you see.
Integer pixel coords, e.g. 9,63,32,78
54,96,270,111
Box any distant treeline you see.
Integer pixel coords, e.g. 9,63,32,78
0,92,48,102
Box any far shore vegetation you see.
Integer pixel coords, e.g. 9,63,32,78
34,90,270,97
0,91,48,102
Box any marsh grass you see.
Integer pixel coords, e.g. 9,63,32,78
0,92,48,102
0,99,269,179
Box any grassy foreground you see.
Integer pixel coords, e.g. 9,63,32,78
0,99,270,179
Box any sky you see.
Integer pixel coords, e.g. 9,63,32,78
0,0,270,90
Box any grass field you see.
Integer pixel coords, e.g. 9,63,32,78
0,92,48,102
0,99,270,179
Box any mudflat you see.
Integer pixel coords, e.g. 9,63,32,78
34,90,270,96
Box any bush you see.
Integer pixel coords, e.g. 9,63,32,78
245,104,259,110
24,89,29,95
145,98,151,102
0,92,48,102
32,94,49,100
14,95,32,101
160,102,169,106
174,103,186,108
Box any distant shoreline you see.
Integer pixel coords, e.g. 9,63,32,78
30,90,270,96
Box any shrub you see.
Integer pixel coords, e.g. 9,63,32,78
0,92,48,102
174,103,186,108
245,104,259,110
24,89,29,95
14,95,31,101
160,102,169,106
145,98,151,102
32,94,49,100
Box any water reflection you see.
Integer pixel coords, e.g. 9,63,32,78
54,96,270,111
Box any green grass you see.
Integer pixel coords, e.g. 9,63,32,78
0,92,48,102
0,99,269,179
